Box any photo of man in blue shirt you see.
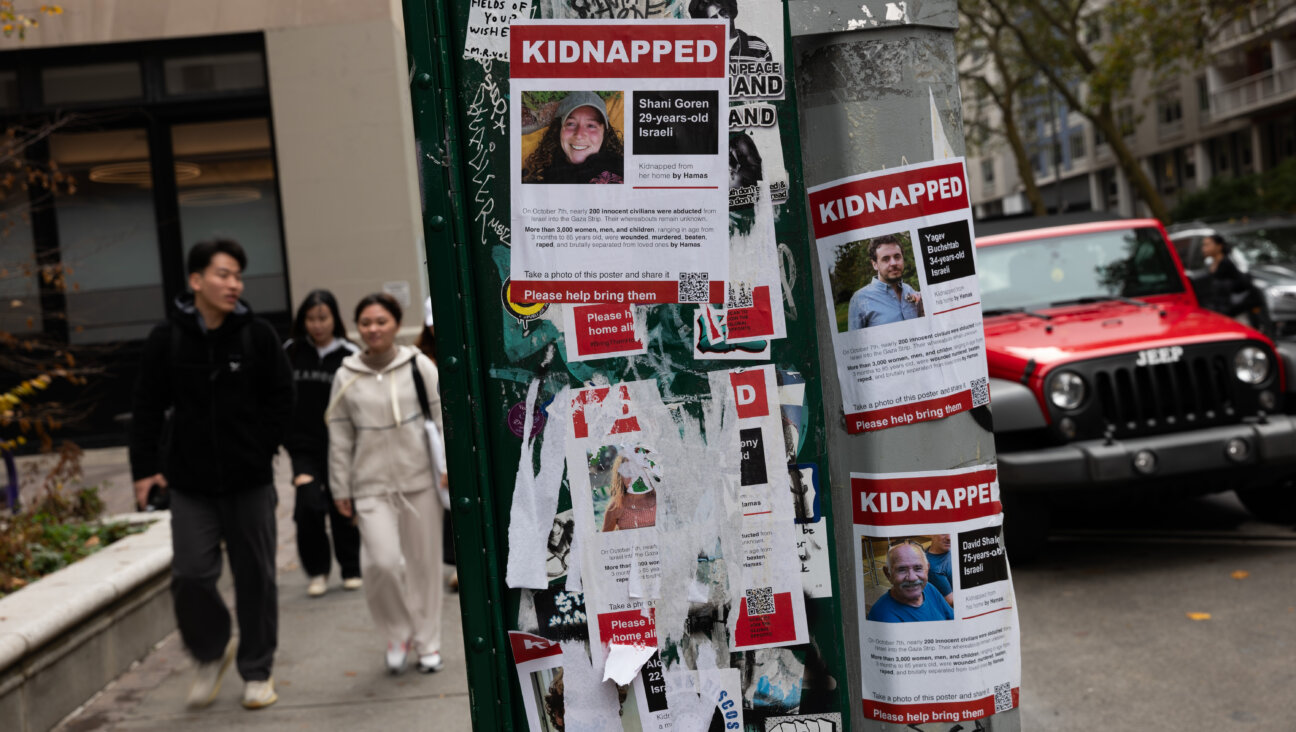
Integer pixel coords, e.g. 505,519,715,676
847,235,924,330
867,541,953,623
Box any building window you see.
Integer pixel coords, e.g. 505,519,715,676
1083,15,1101,44
50,128,165,344
1116,106,1136,137
1197,77,1210,114
1157,94,1183,126
981,159,995,192
172,118,286,315
164,53,267,96
0,34,284,346
42,62,143,105
1069,130,1086,159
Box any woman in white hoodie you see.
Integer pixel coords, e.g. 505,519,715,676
327,293,446,674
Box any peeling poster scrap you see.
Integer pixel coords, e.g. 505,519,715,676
710,366,809,651
725,179,787,344
465,0,532,62
566,381,665,676
694,305,771,360
509,631,565,732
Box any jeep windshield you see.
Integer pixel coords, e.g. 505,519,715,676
978,226,1184,314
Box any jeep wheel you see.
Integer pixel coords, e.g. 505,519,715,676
1235,482,1296,524
1001,493,1051,564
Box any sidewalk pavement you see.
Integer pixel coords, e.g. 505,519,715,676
27,447,473,731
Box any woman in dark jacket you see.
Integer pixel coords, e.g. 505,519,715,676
1200,233,1258,318
284,289,362,597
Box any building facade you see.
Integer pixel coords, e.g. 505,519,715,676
967,2,1296,221
0,2,428,442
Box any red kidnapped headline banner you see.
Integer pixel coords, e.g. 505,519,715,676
853,467,999,527
511,279,725,304
511,23,727,79
809,162,969,239
863,689,1019,725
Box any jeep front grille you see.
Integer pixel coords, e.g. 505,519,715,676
1093,354,1236,435
1051,341,1275,441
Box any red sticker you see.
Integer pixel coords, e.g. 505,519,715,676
729,369,769,419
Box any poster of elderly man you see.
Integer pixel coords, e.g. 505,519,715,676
864,538,954,623
851,466,1021,724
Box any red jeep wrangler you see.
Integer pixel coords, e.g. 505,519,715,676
976,216,1296,559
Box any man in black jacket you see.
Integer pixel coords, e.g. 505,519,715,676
129,239,294,711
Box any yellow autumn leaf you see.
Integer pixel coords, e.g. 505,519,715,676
1186,612,1212,621
1231,570,1249,580
84,535,100,547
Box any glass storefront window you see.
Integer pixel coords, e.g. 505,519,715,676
42,62,143,105
0,204,40,336
0,70,18,110
49,128,163,344
172,118,286,315
164,52,266,96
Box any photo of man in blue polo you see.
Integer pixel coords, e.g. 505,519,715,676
847,234,924,330
867,541,953,623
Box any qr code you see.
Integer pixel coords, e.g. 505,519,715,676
678,272,710,303
971,376,990,407
993,682,1014,712
727,282,754,309
746,586,775,616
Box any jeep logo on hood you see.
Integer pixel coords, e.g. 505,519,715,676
1135,346,1183,366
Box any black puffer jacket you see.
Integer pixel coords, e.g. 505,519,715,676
128,296,294,494
282,337,358,481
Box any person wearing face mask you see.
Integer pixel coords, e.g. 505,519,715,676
866,541,953,623
283,290,362,598
326,293,448,675
522,91,624,185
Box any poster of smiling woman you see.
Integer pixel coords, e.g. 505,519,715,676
510,20,730,305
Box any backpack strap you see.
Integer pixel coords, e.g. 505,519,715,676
410,357,432,421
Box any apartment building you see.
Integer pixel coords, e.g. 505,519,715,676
967,3,1296,221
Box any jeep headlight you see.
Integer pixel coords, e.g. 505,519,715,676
1234,346,1270,385
1048,371,1086,410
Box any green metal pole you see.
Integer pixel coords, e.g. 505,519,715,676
400,2,513,727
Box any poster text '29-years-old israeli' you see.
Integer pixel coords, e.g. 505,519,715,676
510,21,730,305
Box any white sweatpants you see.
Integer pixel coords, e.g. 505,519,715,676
354,488,443,655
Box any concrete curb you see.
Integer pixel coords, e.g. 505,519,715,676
0,515,174,732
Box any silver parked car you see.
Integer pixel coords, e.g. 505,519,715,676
1169,216,1296,338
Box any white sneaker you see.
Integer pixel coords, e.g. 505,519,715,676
386,642,409,674
241,677,278,710
307,576,327,597
342,577,363,591
417,651,443,673
186,639,236,709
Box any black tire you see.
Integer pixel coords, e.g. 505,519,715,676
1001,493,1051,564
1234,482,1296,524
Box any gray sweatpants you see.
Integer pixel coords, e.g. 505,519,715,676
354,488,443,655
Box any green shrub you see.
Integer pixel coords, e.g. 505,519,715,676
0,443,144,596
